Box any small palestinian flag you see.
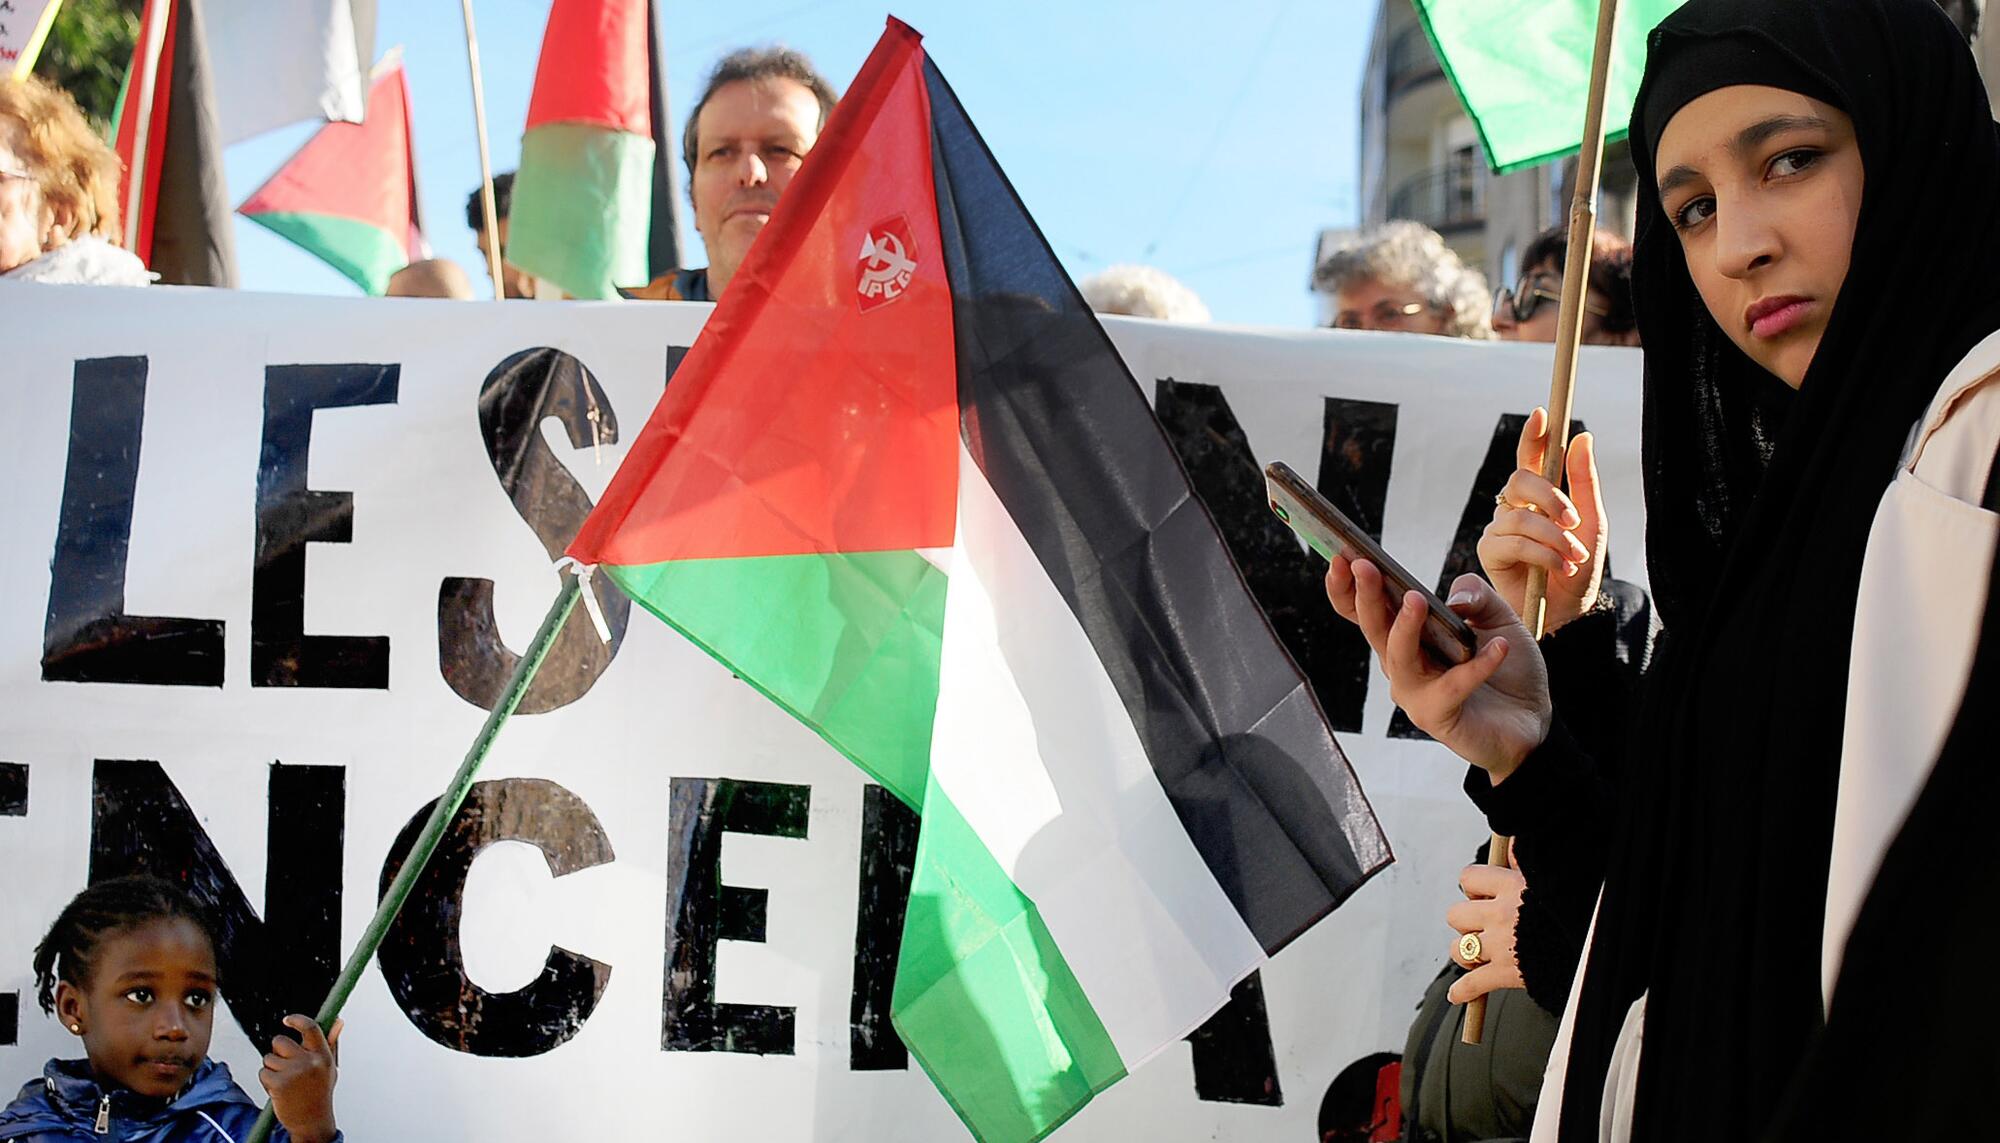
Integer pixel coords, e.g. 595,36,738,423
237,54,425,296
565,19,1389,1143
507,0,677,299
113,0,236,286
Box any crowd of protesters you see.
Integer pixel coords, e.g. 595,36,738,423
8,2,2000,1142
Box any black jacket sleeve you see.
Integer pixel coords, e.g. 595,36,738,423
1465,578,1654,1012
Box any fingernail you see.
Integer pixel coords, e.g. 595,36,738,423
1560,503,1581,528
1447,590,1476,607
1567,533,1588,559
1564,560,1579,577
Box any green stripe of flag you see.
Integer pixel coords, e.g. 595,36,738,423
894,772,1126,1143
508,121,656,299
240,211,408,296
603,551,945,808
1412,0,1685,173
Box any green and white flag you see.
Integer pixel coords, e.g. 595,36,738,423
1413,0,1686,173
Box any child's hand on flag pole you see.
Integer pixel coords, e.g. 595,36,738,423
259,1015,341,1143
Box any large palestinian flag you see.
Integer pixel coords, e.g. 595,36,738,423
566,19,1389,1142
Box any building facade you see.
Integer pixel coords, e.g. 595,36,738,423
1322,1,1637,327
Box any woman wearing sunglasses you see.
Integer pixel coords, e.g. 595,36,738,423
1491,226,1640,347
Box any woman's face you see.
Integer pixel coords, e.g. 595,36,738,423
0,121,49,273
1654,85,1863,388
1332,276,1451,335
1492,258,1629,346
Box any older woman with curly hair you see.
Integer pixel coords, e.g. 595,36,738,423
0,74,149,285
1316,219,1494,338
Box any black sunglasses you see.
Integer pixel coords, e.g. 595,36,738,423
1494,274,1607,324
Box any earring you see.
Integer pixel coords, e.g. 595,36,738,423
68,1023,81,1033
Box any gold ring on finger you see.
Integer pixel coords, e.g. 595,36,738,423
1457,931,1485,966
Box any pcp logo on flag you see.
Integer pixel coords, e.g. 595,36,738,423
857,215,918,311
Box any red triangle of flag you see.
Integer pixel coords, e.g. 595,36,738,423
569,20,958,567
238,58,423,257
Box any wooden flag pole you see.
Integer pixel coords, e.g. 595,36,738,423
1463,0,1623,1047
241,574,583,1143
460,0,508,298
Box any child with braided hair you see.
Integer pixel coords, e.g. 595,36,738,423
0,876,342,1142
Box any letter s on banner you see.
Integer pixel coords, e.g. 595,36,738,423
438,349,633,715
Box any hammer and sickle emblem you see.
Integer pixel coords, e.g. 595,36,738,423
859,231,917,285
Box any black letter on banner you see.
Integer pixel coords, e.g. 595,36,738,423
1153,381,1398,730
1185,971,1283,1105
0,762,23,1045
439,349,631,714
663,777,809,1055
42,357,224,686
376,778,614,1057
850,784,917,1070
1387,413,1588,739
90,759,344,1050
253,364,398,689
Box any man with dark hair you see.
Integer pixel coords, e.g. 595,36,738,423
626,47,837,302
464,171,537,299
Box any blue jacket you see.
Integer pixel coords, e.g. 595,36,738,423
0,1058,340,1143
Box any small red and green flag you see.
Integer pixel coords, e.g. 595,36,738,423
507,0,679,299
237,54,425,296
113,0,237,286
566,19,1389,1142
1412,0,1686,173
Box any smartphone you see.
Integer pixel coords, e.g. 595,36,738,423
1265,461,1478,666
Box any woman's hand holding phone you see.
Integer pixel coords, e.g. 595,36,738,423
1325,558,1552,784
1477,407,1608,636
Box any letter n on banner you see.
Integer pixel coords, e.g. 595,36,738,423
91,759,344,1050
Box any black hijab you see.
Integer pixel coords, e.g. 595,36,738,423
1558,1,2000,1138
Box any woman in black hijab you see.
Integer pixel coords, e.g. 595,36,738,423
1324,0,2000,1138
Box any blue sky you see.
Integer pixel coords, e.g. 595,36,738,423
224,0,1373,326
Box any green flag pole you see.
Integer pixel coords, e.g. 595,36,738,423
1462,0,1622,1047
242,571,584,1143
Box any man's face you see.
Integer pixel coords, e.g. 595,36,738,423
473,216,537,299
690,77,822,288
0,122,50,274
56,918,218,1099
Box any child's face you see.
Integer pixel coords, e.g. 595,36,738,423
55,918,218,1098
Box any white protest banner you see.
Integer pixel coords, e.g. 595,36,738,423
0,285,1643,1140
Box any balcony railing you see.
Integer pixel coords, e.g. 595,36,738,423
1386,162,1487,231
1386,23,1444,92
